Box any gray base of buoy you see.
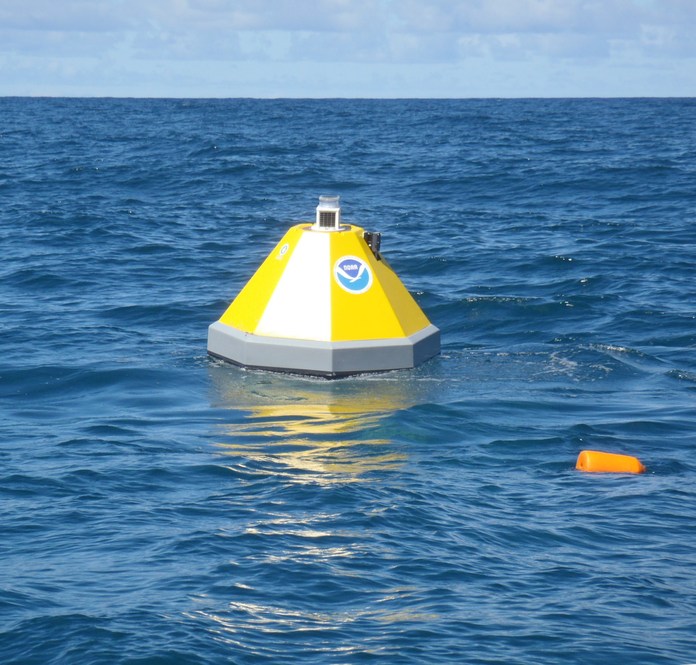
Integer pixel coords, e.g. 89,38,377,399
207,321,440,379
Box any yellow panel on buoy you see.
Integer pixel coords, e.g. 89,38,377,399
329,228,430,341
208,196,440,377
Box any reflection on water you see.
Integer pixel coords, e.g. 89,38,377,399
200,364,449,648
191,593,440,652
207,363,426,482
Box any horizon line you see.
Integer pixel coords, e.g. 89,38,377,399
2,94,695,101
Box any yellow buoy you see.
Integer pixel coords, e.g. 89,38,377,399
208,196,440,377
576,450,646,474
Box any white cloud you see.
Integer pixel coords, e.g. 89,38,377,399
0,1,132,32
394,0,641,36
3,0,696,61
1,0,695,96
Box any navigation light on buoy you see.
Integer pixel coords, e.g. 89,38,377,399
315,194,342,230
207,196,440,378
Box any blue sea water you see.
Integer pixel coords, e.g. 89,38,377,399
1,97,696,664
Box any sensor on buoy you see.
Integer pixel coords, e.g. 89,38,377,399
207,196,440,378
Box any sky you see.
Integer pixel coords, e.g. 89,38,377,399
1,0,695,98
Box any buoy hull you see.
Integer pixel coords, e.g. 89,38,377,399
208,320,440,378
208,211,440,378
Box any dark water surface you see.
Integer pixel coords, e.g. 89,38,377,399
2,98,696,664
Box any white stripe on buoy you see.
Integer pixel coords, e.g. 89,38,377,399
256,231,332,340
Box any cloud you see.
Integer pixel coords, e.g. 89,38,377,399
3,0,696,63
391,0,696,62
1,0,695,96
393,0,637,35
134,0,390,60
0,1,133,58
0,1,133,32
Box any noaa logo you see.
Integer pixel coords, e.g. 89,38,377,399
334,255,372,294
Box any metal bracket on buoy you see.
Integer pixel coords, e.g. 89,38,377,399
363,231,381,260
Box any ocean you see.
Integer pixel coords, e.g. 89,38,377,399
1,97,695,664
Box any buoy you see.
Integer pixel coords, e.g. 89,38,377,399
208,196,440,378
576,450,646,474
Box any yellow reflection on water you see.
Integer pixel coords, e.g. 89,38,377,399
200,366,443,647
207,364,420,482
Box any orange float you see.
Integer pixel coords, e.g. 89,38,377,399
576,450,645,474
